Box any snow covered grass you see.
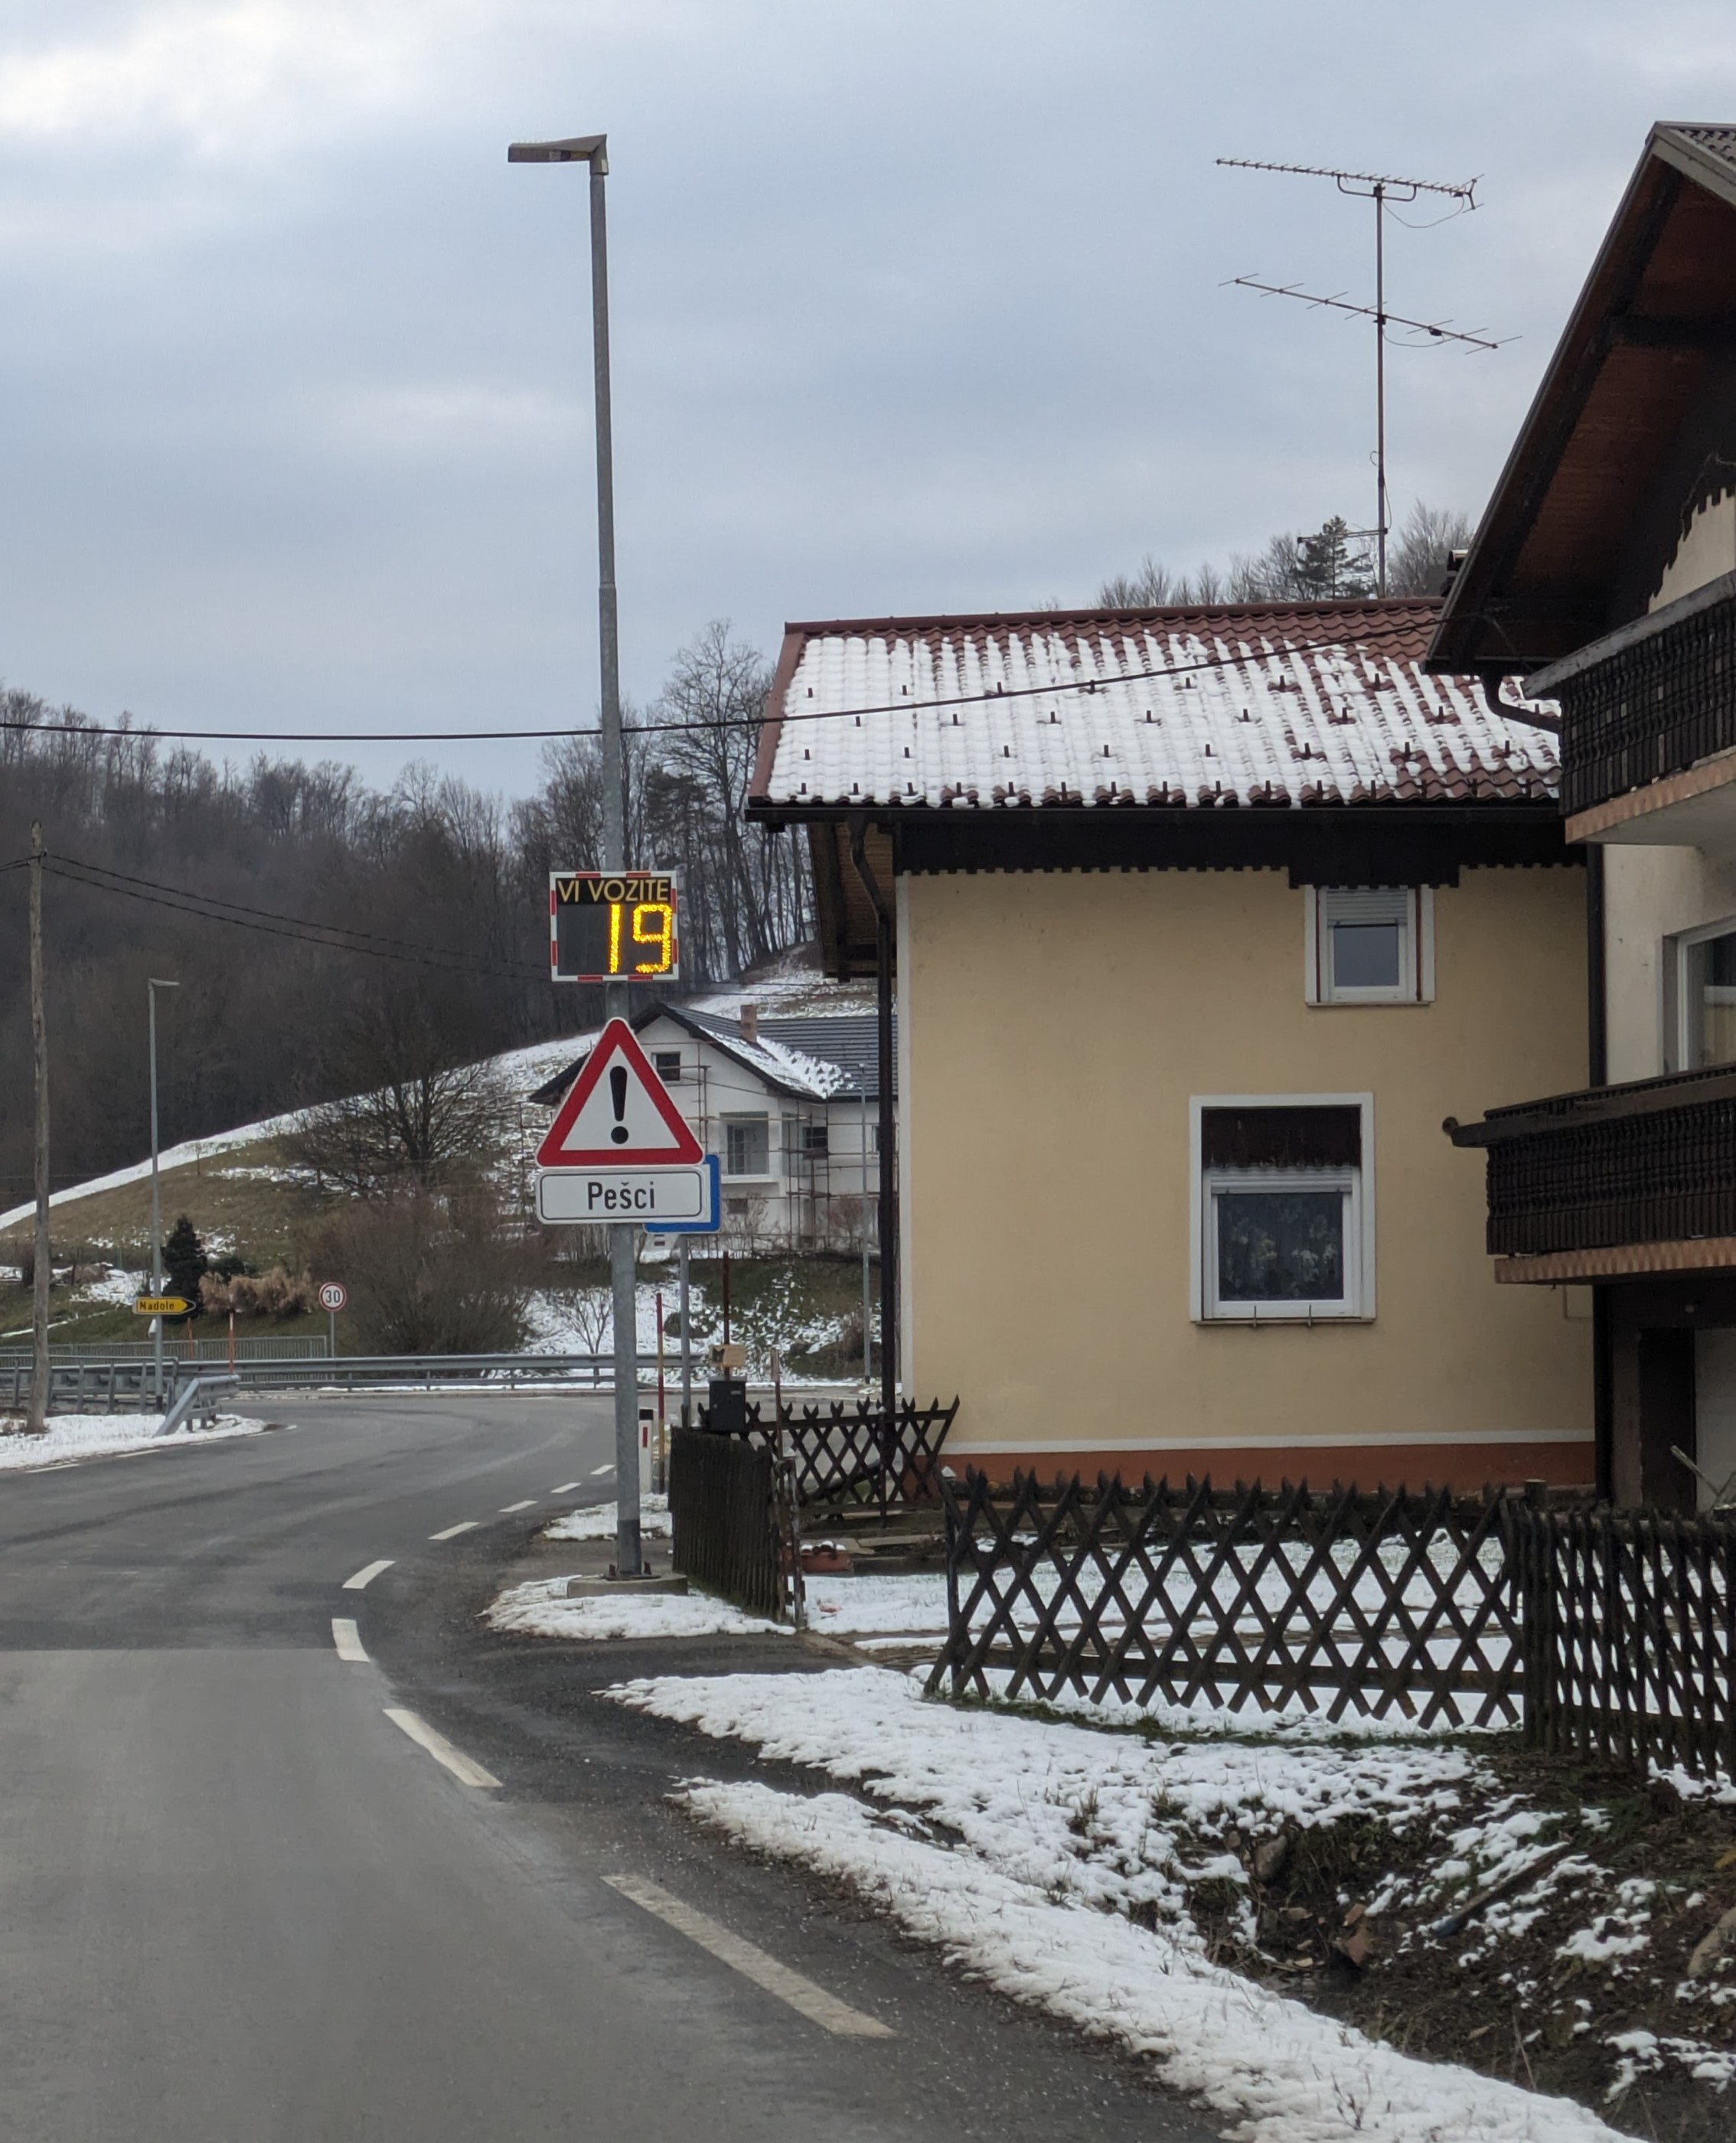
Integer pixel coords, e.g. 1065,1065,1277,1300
0,1411,269,1469
543,1495,672,1542
486,1581,782,1642
612,1667,1620,2142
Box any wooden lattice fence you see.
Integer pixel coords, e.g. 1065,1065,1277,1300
1512,1499,1736,1780
669,1425,785,1619
697,1396,958,1517
928,1470,1527,1729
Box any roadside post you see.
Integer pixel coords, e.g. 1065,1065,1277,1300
654,1287,666,1492
146,977,179,1404
534,1019,719,1567
678,1237,693,1428
318,1280,346,1360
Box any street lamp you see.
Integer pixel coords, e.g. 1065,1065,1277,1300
509,131,644,1576
148,977,178,1404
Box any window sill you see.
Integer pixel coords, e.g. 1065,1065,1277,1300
1196,1312,1374,1327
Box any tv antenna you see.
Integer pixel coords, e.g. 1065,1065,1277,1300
1217,158,1508,595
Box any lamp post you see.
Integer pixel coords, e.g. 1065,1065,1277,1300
508,131,643,1576
148,978,178,1404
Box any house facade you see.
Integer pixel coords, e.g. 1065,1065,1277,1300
752,600,1594,1488
1430,122,1736,1511
530,1000,882,1251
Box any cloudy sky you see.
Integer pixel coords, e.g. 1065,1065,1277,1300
3,0,1735,794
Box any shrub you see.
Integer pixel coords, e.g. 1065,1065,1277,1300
311,1187,531,1354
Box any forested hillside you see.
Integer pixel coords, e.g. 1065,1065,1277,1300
0,621,810,1204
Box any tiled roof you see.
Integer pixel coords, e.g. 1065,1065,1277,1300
753,599,1558,813
527,1006,889,1107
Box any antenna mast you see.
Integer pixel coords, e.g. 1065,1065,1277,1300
1217,157,1495,596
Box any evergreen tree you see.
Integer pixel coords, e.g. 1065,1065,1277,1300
163,1215,207,1320
1291,517,1375,600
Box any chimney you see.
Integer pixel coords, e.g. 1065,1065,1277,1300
739,1003,759,1046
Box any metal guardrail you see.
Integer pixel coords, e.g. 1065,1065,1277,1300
165,1351,664,1394
3,1349,667,1414
0,1336,331,1367
158,1374,240,1437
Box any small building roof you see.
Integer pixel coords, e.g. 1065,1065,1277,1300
752,598,1558,815
527,1003,888,1109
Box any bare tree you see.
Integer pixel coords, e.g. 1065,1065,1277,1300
1385,502,1477,597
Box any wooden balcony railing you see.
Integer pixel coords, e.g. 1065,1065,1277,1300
1535,572,1736,818
1447,1064,1736,1257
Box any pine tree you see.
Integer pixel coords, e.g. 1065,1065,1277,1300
163,1215,207,1320
1291,517,1375,600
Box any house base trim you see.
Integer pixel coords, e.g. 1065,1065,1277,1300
1494,1238,1736,1283
945,1435,1594,1493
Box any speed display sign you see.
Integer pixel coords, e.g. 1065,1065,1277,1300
549,871,679,984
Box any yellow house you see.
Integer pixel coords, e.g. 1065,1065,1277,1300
751,598,1594,1489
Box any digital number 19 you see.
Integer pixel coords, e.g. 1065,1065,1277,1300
608,900,675,975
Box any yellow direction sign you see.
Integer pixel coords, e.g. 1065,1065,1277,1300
135,1295,191,1316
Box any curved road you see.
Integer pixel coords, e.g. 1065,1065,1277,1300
0,1394,1217,2141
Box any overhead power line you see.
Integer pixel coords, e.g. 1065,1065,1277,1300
0,628,1450,749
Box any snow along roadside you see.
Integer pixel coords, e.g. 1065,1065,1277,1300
0,1413,269,1470
612,1668,1623,2143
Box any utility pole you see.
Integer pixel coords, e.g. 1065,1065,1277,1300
148,978,179,1405
27,824,49,1435
509,131,644,1576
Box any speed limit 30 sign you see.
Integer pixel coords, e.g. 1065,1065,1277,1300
318,1281,347,1313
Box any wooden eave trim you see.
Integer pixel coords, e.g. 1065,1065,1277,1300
1495,1238,1736,1284
1564,747,1736,843
749,625,808,804
1425,144,1685,674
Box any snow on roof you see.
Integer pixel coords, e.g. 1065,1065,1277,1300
753,599,1558,812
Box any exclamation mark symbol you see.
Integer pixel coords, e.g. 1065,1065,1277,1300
609,1065,630,1143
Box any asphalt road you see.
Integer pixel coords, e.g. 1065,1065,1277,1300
0,1394,1219,2142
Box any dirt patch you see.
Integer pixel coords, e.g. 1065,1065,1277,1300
1170,1742,1736,2139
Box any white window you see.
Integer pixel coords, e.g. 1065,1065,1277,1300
654,1049,682,1085
1190,1096,1375,1323
1671,919,1736,1069
1305,887,1433,1005
722,1116,770,1177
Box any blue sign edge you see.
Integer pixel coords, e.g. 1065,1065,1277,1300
645,1153,721,1235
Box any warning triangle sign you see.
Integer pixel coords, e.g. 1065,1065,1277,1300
536,1018,703,1168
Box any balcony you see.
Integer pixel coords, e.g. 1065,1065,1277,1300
1447,1064,1736,1280
1529,570,1736,843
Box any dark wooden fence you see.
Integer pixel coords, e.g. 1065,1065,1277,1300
1511,1499,1736,1780
669,1425,783,1619
928,1470,1526,1729
697,1396,958,1518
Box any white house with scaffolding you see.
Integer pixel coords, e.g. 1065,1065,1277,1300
528,999,885,1250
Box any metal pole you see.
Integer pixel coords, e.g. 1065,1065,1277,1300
1374,184,1387,598
27,823,50,1435
847,817,898,1425
678,1237,693,1428
149,982,164,1405
585,148,642,1577
860,1090,872,1392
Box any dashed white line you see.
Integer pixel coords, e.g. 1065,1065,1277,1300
603,1876,893,2037
590,1463,615,1477
343,1559,393,1590
550,1481,582,1493
499,1499,537,1513
383,1708,501,1789
429,1521,480,1541
331,1618,369,1663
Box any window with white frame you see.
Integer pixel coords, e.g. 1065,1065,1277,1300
1305,886,1433,1005
722,1115,770,1177
1673,920,1736,1069
1193,1098,1374,1322
653,1049,682,1085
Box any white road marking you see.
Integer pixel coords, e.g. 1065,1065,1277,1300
331,1618,369,1662
590,1463,615,1477
342,1559,393,1590
429,1521,480,1541
499,1499,537,1512
383,1708,501,1790
551,1481,582,1493
602,1875,894,2038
